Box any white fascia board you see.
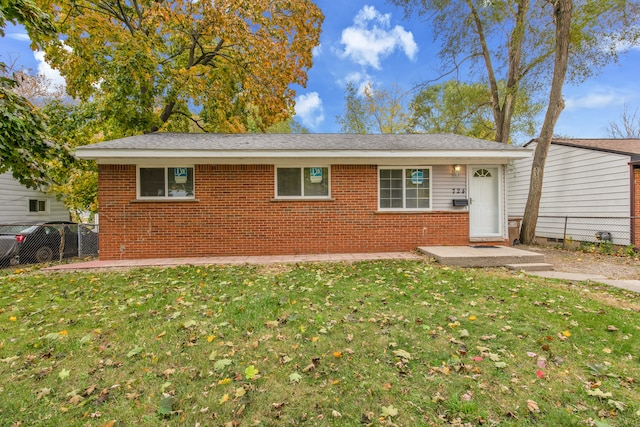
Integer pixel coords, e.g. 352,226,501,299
76,148,532,162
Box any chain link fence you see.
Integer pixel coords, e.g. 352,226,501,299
526,215,638,248
0,222,98,267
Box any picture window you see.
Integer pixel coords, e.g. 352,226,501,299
139,167,194,198
276,167,330,198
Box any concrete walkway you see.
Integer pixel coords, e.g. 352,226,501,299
45,252,423,271
526,270,640,293
43,249,640,294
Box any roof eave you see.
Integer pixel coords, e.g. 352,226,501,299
74,148,532,162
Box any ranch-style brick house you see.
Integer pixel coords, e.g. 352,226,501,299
75,133,531,260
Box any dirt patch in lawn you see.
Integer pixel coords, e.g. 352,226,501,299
519,244,640,280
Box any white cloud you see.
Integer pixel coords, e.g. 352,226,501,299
33,50,66,93
312,43,323,58
338,5,418,69
295,92,325,129
7,32,31,42
340,71,374,95
565,88,629,110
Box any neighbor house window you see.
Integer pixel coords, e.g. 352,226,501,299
276,167,329,198
28,199,47,212
138,167,194,198
379,167,431,210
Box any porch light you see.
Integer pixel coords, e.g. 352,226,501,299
453,164,462,176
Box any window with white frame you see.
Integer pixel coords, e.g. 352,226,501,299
276,167,329,198
379,167,431,210
28,199,47,213
138,167,194,198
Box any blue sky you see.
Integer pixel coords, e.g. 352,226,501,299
2,0,640,144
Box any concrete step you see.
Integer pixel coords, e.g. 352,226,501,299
418,245,545,268
505,263,554,272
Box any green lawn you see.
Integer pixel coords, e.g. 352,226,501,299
1,261,639,426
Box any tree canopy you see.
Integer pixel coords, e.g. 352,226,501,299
0,0,71,189
34,0,324,135
408,80,540,139
390,0,640,144
336,82,409,134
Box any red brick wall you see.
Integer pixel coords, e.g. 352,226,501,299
97,164,471,259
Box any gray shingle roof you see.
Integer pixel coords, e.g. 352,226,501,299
76,132,525,152
549,138,640,156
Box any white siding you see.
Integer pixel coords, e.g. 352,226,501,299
432,165,468,211
507,143,631,244
0,172,70,223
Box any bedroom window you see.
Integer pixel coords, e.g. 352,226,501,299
379,167,431,210
138,167,194,198
28,199,47,212
276,167,330,198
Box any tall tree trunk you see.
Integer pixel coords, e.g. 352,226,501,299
520,0,573,244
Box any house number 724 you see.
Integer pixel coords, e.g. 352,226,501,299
452,188,466,194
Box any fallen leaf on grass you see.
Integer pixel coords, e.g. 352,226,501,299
127,346,143,358
68,394,83,405
36,388,51,400
58,369,70,380
536,370,545,379
158,396,177,415
527,399,540,413
214,359,232,371
289,372,302,383
265,320,279,329
381,405,398,418
608,399,626,412
85,384,97,396
244,365,258,379
587,388,613,398
392,349,412,360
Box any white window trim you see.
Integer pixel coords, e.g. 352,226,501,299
136,166,195,200
274,166,332,199
378,166,432,211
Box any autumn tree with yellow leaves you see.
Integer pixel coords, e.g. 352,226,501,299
35,0,323,135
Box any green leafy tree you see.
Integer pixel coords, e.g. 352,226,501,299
0,0,71,188
390,0,640,144
336,82,372,134
42,101,101,219
409,80,541,139
266,119,309,134
34,0,323,135
337,82,409,134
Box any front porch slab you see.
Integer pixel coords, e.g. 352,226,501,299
418,245,545,268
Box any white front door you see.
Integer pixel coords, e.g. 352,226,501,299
469,166,501,237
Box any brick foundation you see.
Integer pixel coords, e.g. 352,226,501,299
97,164,472,260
